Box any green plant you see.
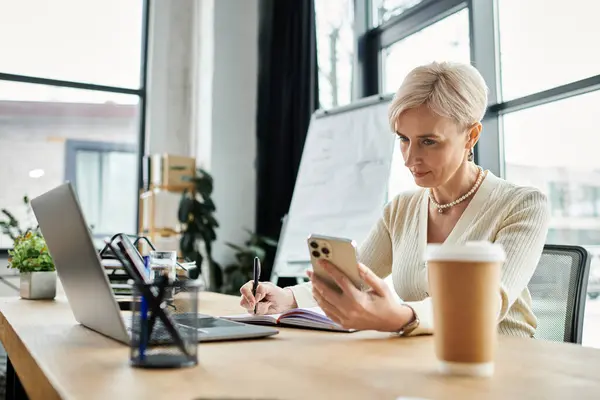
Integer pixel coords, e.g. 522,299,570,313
178,168,222,289
8,231,55,273
221,229,278,295
0,196,39,241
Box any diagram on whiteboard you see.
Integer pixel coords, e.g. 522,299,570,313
272,96,395,280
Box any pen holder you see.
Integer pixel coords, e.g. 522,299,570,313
129,279,201,369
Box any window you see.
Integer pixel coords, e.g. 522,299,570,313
497,0,600,101
546,182,599,219
0,83,140,249
595,187,600,217
503,91,600,211
503,90,600,232
65,141,138,246
571,186,598,218
0,2,147,251
548,182,570,218
0,0,143,88
382,8,470,94
372,0,426,26
502,90,600,346
315,0,355,109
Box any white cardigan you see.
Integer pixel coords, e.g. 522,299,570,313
289,171,550,337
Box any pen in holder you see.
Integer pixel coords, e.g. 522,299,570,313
129,278,201,369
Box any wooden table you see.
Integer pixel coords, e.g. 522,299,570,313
1,292,599,400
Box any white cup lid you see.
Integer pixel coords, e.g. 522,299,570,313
426,241,506,263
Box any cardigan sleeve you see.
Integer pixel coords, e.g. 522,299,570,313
493,189,550,321
356,201,395,279
401,189,550,336
288,199,397,308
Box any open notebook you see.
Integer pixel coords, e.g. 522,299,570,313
222,307,355,332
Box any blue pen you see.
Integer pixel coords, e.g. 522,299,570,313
139,256,150,361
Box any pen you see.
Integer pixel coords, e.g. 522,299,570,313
252,257,261,314
139,255,150,361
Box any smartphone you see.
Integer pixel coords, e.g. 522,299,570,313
307,234,364,292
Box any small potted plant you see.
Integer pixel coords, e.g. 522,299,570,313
8,231,57,300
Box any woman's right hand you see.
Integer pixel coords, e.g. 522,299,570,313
239,281,298,315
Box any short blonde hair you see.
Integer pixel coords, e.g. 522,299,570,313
388,61,489,131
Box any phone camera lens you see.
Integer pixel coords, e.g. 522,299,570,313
321,247,330,255
310,241,319,249
312,250,320,258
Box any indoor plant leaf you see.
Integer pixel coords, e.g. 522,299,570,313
193,175,213,195
177,168,220,289
180,234,196,255
225,242,246,253
260,236,279,247
178,190,193,223
201,197,216,212
247,245,266,260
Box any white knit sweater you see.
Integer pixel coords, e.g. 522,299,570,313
289,171,550,337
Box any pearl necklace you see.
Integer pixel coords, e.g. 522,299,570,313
429,166,485,214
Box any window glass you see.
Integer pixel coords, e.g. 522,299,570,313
372,0,426,26
382,8,470,94
498,0,600,101
0,0,143,88
73,147,138,242
0,82,139,249
315,0,355,109
502,90,600,347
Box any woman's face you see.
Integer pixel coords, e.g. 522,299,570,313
394,105,477,188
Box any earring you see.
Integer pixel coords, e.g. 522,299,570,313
468,148,474,162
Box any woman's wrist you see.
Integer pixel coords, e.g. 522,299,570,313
284,287,298,309
385,303,415,332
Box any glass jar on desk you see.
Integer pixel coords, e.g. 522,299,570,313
130,279,201,369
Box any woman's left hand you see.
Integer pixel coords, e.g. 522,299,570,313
308,260,414,332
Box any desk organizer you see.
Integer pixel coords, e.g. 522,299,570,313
129,279,201,368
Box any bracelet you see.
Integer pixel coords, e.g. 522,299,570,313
396,304,420,336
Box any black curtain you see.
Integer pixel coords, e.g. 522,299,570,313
255,0,319,282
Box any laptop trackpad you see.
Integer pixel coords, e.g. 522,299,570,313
175,315,246,332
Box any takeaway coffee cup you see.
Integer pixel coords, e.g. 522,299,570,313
426,241,506,377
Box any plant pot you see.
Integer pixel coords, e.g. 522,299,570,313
20,271,57,300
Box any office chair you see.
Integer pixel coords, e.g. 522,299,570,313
528,244,590,344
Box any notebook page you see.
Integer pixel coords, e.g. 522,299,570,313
281,317,354,332
221,312,281,324
280,307,336,324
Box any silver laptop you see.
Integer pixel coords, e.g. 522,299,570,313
30,182,278,344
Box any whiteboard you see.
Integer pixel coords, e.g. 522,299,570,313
272,95,395,280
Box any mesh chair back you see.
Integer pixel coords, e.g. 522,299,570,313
528,245,590,344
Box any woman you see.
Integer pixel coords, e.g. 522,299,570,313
239,61,550,338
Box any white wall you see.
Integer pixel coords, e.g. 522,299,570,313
191,0,214,170
147,0,259,267
195,0,259,266
145,0,195,157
